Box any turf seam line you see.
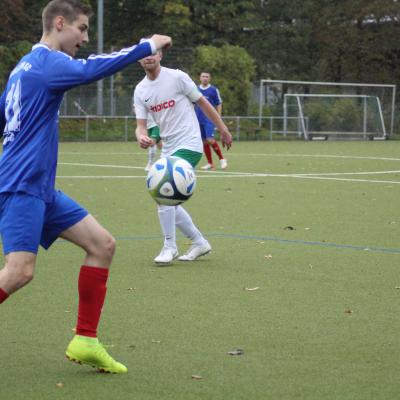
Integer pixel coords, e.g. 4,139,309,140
54,233,400,254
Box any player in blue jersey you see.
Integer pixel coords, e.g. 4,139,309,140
195,72,228,170
0,0,171,374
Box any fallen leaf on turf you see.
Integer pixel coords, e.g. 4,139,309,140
152,339,161,343
264,254,272,259
191,375,203,380
344,309,353,315
64,310,71,313
284,226,295,230
305,227,311,231
56,382,64,388
256,241,265,244
126,287,136,291
227,349,244,356
244,287,259,291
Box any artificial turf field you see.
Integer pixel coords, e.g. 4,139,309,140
2,140,400,399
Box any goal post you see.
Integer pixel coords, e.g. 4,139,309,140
258,79,396,139
283,94,387,140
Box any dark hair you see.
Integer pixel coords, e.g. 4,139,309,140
200,71,211,76
42,0,92,33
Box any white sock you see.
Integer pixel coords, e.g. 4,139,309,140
175,205,205,245
148,145,157,164
157,205,176,249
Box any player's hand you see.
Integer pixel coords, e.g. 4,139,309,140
220,128,233,150
151,34,172,51
138,134,154,149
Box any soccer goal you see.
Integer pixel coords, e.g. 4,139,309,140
283,93,387,140
258,79,396,140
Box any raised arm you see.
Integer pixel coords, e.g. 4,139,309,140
47,35,172,91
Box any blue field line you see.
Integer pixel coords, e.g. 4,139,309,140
205,233,400,254
55,232,400,254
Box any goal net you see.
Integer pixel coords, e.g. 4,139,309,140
258,80,396,140
284,94,386,140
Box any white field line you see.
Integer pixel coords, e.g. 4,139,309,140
59,161,400,176
59,162,144,170
59,152,400,162
57,162,400,184
229,153,400,162
56,175,400,184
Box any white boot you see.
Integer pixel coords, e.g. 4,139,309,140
154,246,178,264
178,241,211,261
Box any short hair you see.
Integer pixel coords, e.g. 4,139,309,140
42,0,92,33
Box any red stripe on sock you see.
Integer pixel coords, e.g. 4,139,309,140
0,288,9,304
203,143,213,164
211,141,224,159
76,266,109,338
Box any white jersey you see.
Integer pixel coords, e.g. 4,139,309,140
146,112,157,130
134,67,203,156
131,98,157,129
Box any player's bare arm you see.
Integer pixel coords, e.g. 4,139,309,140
136,119,154,148
196,96,232,149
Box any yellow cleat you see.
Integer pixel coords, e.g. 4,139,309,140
66,335,128,374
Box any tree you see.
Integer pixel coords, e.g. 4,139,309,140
313,0,400,83
190,45,256,115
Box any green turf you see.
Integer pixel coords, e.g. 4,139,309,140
2,141,400,399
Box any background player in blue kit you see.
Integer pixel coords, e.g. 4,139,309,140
195,72,228,170
0,0,171,373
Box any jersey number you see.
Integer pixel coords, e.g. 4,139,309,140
5,79,22,134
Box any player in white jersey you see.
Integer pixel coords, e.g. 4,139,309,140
134,49,232,264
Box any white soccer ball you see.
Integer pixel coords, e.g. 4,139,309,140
146,156,197,206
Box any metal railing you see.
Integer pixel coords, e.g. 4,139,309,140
59,115,305,142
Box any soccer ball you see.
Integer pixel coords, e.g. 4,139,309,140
146,156,197,206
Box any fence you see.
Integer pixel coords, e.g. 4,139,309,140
59,115,305,142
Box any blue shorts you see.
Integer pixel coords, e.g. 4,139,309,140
0,191,88,255
199,122,216,140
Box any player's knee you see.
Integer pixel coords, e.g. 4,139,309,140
6,259,35,287
91,232,116,264
19,268,35,285
104,234,116,260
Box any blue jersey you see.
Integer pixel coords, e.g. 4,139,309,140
0,41,153,203
195,85,222,125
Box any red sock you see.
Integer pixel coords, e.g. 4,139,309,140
0,288,9,304
203,143,213,164
211,141,224,160
76,266,109,338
